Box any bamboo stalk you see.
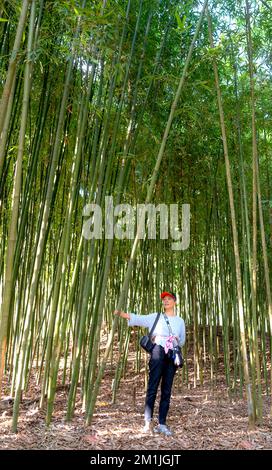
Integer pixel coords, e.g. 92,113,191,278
245,0,263,423
0,0,36,393
207,8,254,425
0,0,30,136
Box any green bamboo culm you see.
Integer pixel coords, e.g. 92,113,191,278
207,8,254,426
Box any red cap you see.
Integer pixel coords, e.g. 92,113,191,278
160,291,176,301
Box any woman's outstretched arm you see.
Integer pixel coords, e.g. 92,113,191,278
113,310,130,320
113,310,158,328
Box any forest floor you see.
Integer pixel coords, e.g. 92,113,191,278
1,341,272,451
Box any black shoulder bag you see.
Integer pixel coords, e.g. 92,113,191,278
162,313,184,368
140,313,161,354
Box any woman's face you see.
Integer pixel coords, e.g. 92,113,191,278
162,295,176,309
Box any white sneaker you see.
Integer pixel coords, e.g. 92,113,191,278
143,421,153,434
154,424,173,436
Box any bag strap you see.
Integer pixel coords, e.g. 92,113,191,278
148,312,161,337
162,313,179,347
162,312,174,336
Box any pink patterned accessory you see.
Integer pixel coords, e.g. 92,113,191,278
164,335,175,354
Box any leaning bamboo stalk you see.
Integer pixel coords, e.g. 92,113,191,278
85,0,209,425
256,154,272,410
231,51,252,396
245,0,262,423
0,75,16,184
0,0,30,136
0,0,36,392
207,9,254,425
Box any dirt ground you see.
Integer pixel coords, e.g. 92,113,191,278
1,349,272,451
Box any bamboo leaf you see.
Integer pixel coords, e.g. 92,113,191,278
175,9,186,31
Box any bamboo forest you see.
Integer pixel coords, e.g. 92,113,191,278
0,0,272,452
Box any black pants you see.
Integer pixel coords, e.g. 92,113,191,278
144,344,177,425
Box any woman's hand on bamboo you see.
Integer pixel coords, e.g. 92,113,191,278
113,310,130,320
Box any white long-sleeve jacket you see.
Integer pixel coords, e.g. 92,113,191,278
128,312,186,348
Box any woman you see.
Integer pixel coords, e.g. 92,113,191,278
114,291,186,436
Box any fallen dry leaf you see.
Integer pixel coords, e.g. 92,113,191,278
82,434,98,443
238,440,254,450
